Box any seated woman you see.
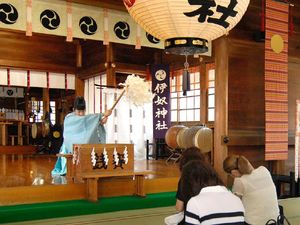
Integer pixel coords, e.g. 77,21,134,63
183,160,245,225
223,155,279,225
51,96,112,176
165,147,205,225
176,148,205,212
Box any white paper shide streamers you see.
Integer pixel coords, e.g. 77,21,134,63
123,74,153,106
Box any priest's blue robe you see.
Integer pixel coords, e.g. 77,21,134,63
51,112,106,176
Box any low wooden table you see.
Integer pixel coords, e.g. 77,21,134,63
82,170,153,202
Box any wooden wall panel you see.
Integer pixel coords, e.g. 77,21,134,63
228,146,266,168
81,40,106,71
0,30,76,73
228,145,295,176
226,0,300,175
228,40,265,131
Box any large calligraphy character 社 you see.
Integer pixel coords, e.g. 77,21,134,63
184,0,238,28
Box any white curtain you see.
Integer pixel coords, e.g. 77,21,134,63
84,75,153,160
0,68,75,89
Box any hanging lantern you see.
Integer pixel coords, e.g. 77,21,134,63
123,0,250,55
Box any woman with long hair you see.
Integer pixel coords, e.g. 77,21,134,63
165,147,205,225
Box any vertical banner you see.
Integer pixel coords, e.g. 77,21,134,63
152,65,170,139
295,100,300,180
264,0,289,160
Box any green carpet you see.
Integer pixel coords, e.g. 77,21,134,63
5,206,176,225
0,192,176,224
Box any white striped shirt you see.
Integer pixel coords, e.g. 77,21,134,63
185,186,245,225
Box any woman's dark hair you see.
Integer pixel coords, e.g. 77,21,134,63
74,96,86,110
179,147,205,171
181,160,223,203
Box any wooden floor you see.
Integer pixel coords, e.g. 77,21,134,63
0,154,180,187
0,153,180,205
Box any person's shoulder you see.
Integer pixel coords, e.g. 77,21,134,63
249,166,273,182
65,112,75,118
85,113,102,119
255,166,270,174
187,194,199,207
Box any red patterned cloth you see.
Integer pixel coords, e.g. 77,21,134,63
265,0,289,160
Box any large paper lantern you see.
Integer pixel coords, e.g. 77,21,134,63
124,0,250,55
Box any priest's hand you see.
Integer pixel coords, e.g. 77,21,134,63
100,109,112,125
103,109,112,117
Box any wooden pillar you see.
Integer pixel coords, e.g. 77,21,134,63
105,43,116,87
154,51,162,64
86,178,99,202
75,76,84,97
1,154,6,176
76,41,82,68
24,90,29,121
213,37,229,183
200,63,207,124
272,160,285,175
43,88,50,114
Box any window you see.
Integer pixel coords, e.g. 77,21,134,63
170,67,200,122
30,100,56,124
170,64,215,124
30,101,43,123
207,65,215,122
50,101,56,125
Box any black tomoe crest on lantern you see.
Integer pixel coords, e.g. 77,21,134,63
146,33,160,44
0,3,18,24
114,21,130,40
40,9,60,30
79,16,97,35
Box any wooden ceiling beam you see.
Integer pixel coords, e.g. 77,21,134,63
76,61,147,80
115,62,146,76
58,0,126,11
